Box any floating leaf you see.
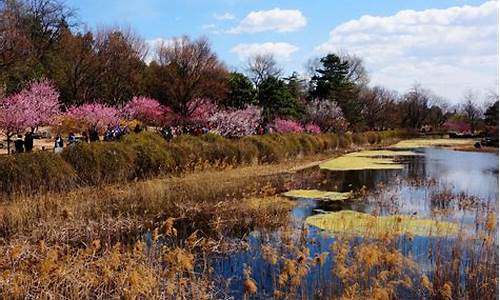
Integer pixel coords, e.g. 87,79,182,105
306,210,460,237
390,139,474,149
283,189,353,201
319,150,420,171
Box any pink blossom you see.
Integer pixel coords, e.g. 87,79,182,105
65,103,120,131
305,123,321,134
122,96,172,126
268,119,304,134
187,98,217,123
442,119,470,133
209,106,262,137
0,79,61,152
306,99,348,132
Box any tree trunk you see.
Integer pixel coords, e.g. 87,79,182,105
6,133,12,155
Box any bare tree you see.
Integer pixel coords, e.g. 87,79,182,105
245,54,282,86
400,84,433,129
462,90,482,132
360,86,400,129
153,36,228,117
338,50,369,88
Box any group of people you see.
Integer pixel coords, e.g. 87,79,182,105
52,124,142,153
159,125,210,140
13,132,34,154
10,122,271,154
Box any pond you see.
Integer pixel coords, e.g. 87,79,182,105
209,147,499,298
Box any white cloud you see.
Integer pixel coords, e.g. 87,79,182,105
202,24,216,30
228,8,307,34
315,1,499,102
214,12,236,20
231,42,299,60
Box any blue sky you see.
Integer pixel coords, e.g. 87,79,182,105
67,0,498,103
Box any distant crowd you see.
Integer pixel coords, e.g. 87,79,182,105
10,123,269,154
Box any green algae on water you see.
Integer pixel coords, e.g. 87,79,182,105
390,138,475,149
306,210,460,238
319,149,420,171
283,189,353,201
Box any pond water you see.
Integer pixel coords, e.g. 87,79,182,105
210,147,499,298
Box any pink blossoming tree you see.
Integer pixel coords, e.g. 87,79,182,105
209,105,262,137
65,103,120,132
267,119,304,134
186,98,218,124
305,99,348,132
122,96,172,126
305,123,321,134
0,79,61,153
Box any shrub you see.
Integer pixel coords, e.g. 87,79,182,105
122,132,176,177
0,151,77,196
62,142,136,185
338,134,353,148
352,133,368,145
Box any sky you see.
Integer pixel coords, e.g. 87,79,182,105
66,0,499,103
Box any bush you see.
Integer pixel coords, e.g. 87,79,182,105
0,151,77,196
122,132,176,177
0,130,410,196
62,142,136,185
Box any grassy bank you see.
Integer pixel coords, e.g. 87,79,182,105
0,130,408,197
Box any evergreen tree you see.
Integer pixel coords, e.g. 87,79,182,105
223,72,256,108
309,54,363,128
258,76,304,122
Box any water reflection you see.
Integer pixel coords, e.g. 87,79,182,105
211,148,498,298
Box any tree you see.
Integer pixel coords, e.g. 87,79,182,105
148,36,228,118
223,72,256,108
267,119,304,134
64,102,120,132
257,76,304,122
93,28,147,105
359,86,400,130
461,90,482,133
246,54,282,86
0,0,75,94
400,84,432,129
309,53,363,128
49,27,98,105
304,99,348,132
484,101,498,126
0,79,60,153
284,72,307,101
209,105,262,137
122,96,171,126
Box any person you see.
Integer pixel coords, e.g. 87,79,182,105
24,132,34,152
14,134,24,153
54,135,64,154
134,124,142,134
81,131,89,143
104,126,114,141
89,127,99,142
68,132,77,145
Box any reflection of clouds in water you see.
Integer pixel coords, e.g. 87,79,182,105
422,148,498,200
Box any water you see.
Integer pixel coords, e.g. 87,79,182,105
210,148,499,298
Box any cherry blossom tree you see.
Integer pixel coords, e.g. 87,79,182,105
305,99,348,132
65,103,120,132
186,98,218,124
209,105,262,137
267,119,304,134
305,123,321,134
0,79,61,153
122,96,172,126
